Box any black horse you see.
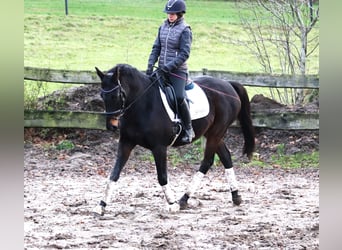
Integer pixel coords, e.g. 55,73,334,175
93,64,255,215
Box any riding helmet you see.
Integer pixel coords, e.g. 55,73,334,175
164,0,186,14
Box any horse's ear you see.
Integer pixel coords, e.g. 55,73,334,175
95,67,104,80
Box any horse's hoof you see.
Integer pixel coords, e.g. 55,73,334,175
92,205,105,216
179,194,189,210
167,203,180,213
232,195,242,206
233,195,242,206
179,200,188,210
232,190,242,206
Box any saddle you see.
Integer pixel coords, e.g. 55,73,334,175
151,71,210,122
156,73,179,116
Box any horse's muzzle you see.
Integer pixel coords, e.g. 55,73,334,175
106,116,119,131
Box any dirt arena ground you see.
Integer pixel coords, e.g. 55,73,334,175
24,128,319,250
24,85,319,249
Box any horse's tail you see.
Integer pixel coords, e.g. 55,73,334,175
230,81,255,159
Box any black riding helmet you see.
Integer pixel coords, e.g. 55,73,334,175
164,0,186,14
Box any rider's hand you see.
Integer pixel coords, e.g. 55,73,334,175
146,67,153,76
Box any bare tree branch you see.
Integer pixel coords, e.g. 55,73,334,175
234,0,319,105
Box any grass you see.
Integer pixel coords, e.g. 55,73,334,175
24,0,319,103
271,151,319,168
247,152,319,169
135,139,319,169
24,0,319,96
55,140,75,150
24,0,318,72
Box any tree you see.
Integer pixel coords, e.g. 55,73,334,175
235,0,319,104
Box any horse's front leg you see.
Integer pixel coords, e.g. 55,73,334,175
152,146,180,213
178,138,216,209
93,141,134,216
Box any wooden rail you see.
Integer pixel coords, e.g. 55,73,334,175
24,66,319,88
24,67,319,130
24,110,319,130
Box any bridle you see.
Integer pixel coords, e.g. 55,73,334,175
100,73,126,116
100,68,160,117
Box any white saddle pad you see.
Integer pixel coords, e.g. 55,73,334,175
159,82,210,121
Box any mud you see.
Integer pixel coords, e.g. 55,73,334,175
24,131,319,249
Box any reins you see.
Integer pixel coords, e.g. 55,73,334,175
123,76,159,113
101,67,242,117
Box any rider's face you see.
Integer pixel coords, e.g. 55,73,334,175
167,13,178,23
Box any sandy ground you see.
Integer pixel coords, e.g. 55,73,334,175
24,134,319,249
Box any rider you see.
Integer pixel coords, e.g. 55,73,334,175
146,0,195,143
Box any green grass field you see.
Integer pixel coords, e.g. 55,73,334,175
24,0,258,71
24,0,319,102
24,0,318,72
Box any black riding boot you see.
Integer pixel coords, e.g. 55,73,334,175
179,99,195,143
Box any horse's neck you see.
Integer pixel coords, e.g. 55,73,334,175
124,76,157,107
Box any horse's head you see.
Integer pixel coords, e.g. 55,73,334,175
95,66,126,131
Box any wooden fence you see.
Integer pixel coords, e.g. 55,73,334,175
24,67,319,130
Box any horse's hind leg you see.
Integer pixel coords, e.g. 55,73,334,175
179,139,242,209
216,140,242,206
